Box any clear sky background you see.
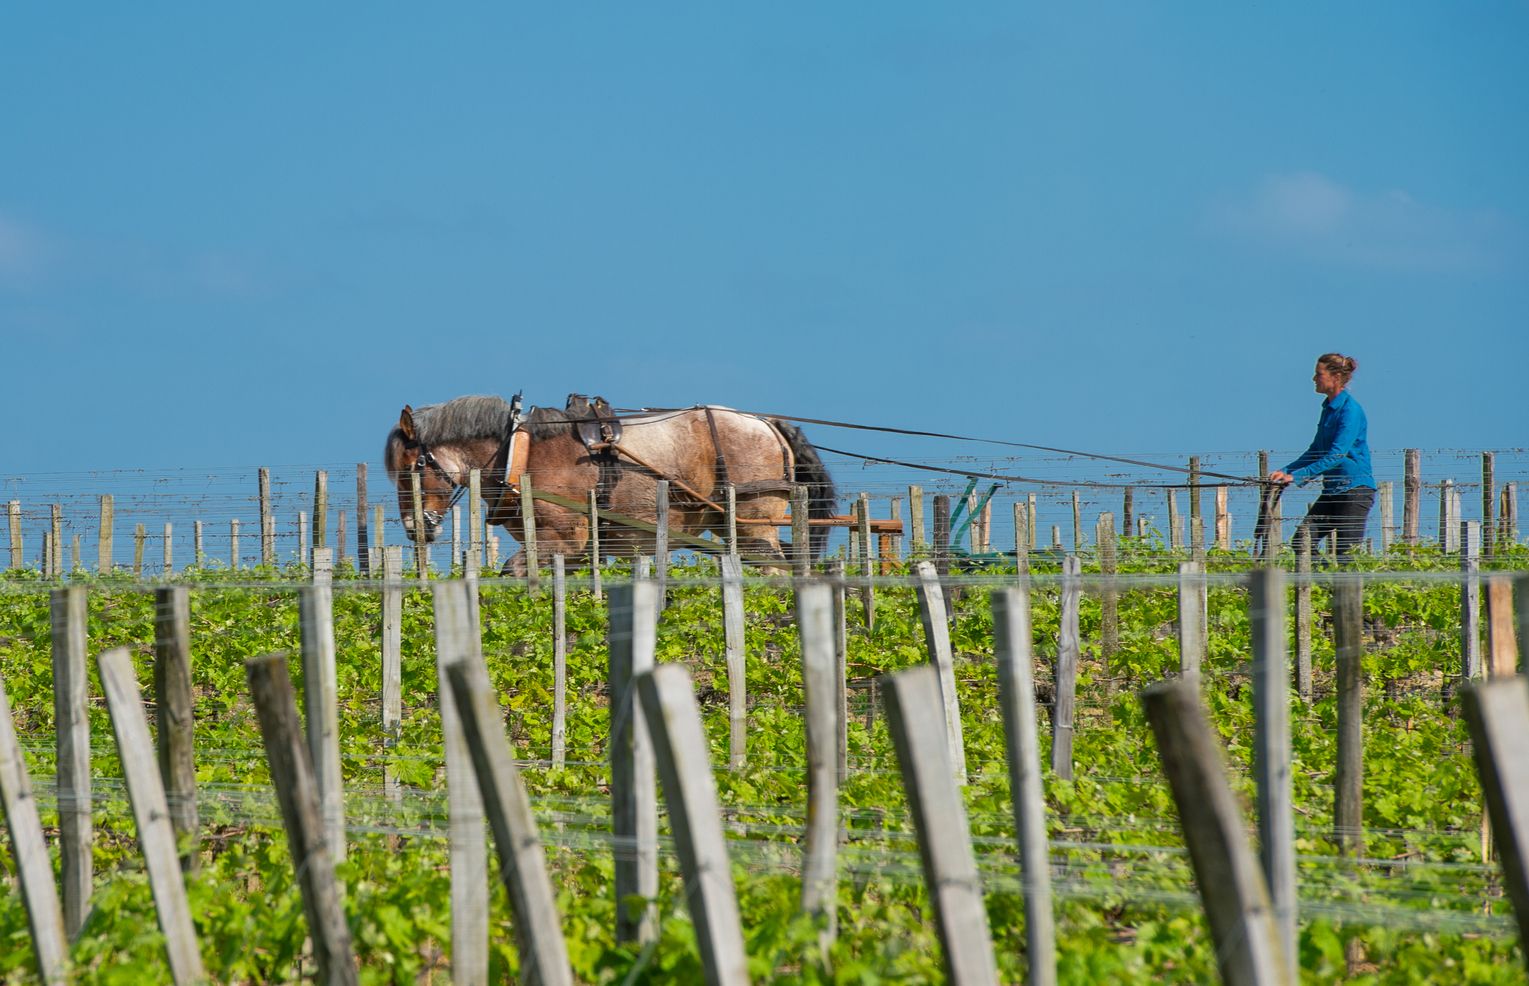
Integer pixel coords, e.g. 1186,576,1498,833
3,5,1526,481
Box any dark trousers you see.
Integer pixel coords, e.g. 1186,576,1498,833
1296,486,1376,561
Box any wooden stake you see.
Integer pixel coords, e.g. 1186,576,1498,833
1459,676,1529,975
1461,521,1481,681
51,586,91,938
721,554,747,770
314,469,328,549
1403,449,1421,547
300,585,346,865
908,485,925,555
552,555,568,767
609,581,659,945
1177,561,1206,678
655,479,669,609
356,462,370,577
914,561,967,785
380,548,402,801
1333,577,1364,855
259,467,274,565
1250,568,1296,974
154,587,199,873
0,669,68,984
1054,556,1081,780
1295,529,1313,703
6,500,20,570
797,581,839,948
98,494,114,573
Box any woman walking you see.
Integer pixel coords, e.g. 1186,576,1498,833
1270,353,1375,561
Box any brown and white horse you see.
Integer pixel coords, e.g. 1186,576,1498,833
383,394,836,571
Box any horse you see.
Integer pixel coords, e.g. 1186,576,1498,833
382,394,837,572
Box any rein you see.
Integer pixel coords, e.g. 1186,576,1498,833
410,392,525,529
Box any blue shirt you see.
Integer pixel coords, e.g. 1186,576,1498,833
1283,390,1374,494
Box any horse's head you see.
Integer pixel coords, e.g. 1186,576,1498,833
383,405,458,544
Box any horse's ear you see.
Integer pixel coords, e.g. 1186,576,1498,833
398,406,417,442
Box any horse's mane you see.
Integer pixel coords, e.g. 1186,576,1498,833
410,395,516,445
523,406,581,442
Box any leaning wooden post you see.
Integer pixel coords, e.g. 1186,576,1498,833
1250,568,1296,974
1177,561,1206,678
246,652,359,986
991,587,1057,986
432,581,489,983
154,587,199,873
881,664,1000,986
635,664,750,986
1460,676,1529,974
1461,521,1482,681
913,561,967,785
443,658,574,986
0,670,69,984
791,484,811,577
655,479,670,609
380,547,403,801
98,647,207,985
356,462,370,576
51,586,91,939
98,494,114,573
1333,575,1365,855
552,554,568,767
721,554,747,770
1141,678,1293,986
797,581,840,949
1403,449,1421,548
300,584,346,865
609,581,660,945
1053,556,1081,779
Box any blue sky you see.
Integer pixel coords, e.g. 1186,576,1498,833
3,4,1526,483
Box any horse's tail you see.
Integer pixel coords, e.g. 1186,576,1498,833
772,420,837,559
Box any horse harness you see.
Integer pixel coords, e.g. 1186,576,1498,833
406,392,526,531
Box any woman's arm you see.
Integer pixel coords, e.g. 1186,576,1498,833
1287,402,1366,483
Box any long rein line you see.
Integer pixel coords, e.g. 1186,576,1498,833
617,406,1268,490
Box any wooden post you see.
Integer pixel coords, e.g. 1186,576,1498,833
1503,482,1519,544
908,484,925,556
356,462,370,577
98,494,114,573
70,535,80,574
0,669,69,984
1177,561,1206,678
1188,456,1202,532
655,479,669,609
52,505,62,575
1215,485,1230,550
1167,490,1182,551
635,664,750,986
792,484,811,577
914,561,967,785
1097,513,1118,671
245,652,359,986
193,520,204,568
442,655,575,986
881,664,1000,986
98,647,207,985
829,559,849,781
1439,479,1456,551
857,492,875,631
259,467,274,565
314,469,329,549
1122,487,1135,538
991,587,1057,986
724,483,738,559
298,511,309,569
1249,568,1296,974
229,518,240,571
1403,449,1421,547
134,522,146,577
1027,493,1038,546
410,472,429,581
1050,525,1062,551
589,487,603,599
888,496,903,567
721,554,747,770
373,504,384,552
797,582,839,947
1459,676,1529,974
1461,521,1482,681
300,585,346,865
450,505,461,574
932,495,951,576
6,500,20,570
467,467,483,570
1486,577,1518,678
1071,491,1082,552
1054,556,1081,780
1141,679,1293,986
1483,452,1496,558
51,586,91,939
154,587,199,873
609,581,660,945
41,529,53,579
1333,576,1364,855
380,547,403,800
431,582,489,983
163,521,173,575
1377,480,1394,554
552,555,568,767
1295,530,1313,703
1013,500,1030,576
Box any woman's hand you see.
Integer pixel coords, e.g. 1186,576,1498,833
1269,470,1294,485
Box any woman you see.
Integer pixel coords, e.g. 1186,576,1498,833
1269,353,1375,561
